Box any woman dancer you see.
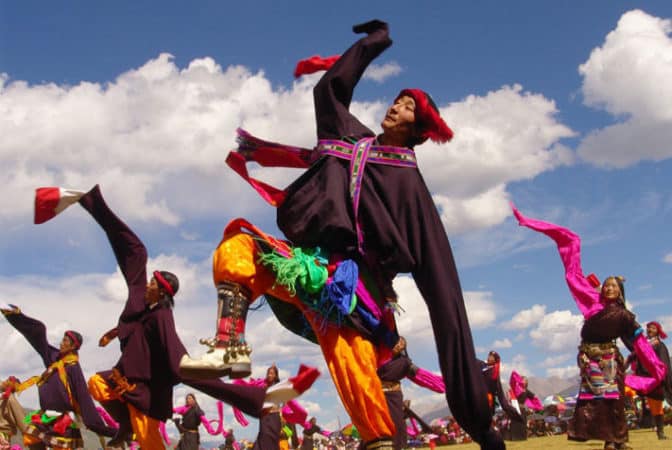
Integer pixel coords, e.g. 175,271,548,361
513,205,667,450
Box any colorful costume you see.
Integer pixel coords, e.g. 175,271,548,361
2,310,116,449
220,19,501,450
513,205,668,449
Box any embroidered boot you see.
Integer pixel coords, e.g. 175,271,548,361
179,281,252,379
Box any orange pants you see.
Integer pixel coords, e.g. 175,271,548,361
213,230,394,442
88,374,165,449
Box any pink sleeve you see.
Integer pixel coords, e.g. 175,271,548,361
509,371,525,399
281,400,308,425
200,402,224,435
234,407,250,427
159,422,171,446
408,367,445,393
173,405,189,415
512,204,602,319
625,333,668,393
95,406,119,429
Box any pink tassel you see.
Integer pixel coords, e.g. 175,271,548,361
409,367,445,393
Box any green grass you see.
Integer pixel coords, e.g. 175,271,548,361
438,427,671,449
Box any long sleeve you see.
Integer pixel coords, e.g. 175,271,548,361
69,365,117,437
314,20,392,140
78,185,148,322
4,311,59,367
409,197,494,444
512,205,602,319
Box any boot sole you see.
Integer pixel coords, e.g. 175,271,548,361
179,362,252,380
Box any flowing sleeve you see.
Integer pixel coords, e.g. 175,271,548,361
4,311,59,367
408,367,445,394
78,185,148,321
512,204,602,319
156,310,188,381
314,20,392,139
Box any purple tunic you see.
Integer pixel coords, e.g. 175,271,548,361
275,21,497,447
5,312,116,437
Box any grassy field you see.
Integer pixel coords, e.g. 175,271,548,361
444,427,671,449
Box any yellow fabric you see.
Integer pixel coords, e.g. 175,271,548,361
88,373,117,403
88,374,165,449
212,229,394,442
19,353,80,413
647,397,664,416
279,438,290,450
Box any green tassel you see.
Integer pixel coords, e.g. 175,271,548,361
258,247,328,295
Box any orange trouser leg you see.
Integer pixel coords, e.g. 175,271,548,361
127,403,164,449
213,231,395,442
89,374,165,449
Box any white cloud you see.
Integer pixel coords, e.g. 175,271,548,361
363,62,402,83
503,304,547,330
492,338,512,349
529,309,583,351
1,56,573,238
577,10,672,167
464,291,498,329
663,253,672,264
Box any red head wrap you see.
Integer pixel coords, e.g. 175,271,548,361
153,271,176,297
647,321,667,339
65,330,82,350
396,88,454,144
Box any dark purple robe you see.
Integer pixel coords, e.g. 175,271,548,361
5,312,116,437
275,21,498,447
78,186,266,422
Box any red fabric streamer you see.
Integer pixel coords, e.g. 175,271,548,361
294,55,340,78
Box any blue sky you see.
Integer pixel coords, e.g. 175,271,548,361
2,0,672,443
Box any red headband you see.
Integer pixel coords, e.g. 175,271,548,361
65,331,82,350
397,88,453,144
647,321,667,340
153,271,175,297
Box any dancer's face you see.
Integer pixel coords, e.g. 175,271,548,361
381,95,416,145
145,277,161,305
600,278,621,302
647,323,659,338
186,394,196,406
59,334,76,354
266,366,279,384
